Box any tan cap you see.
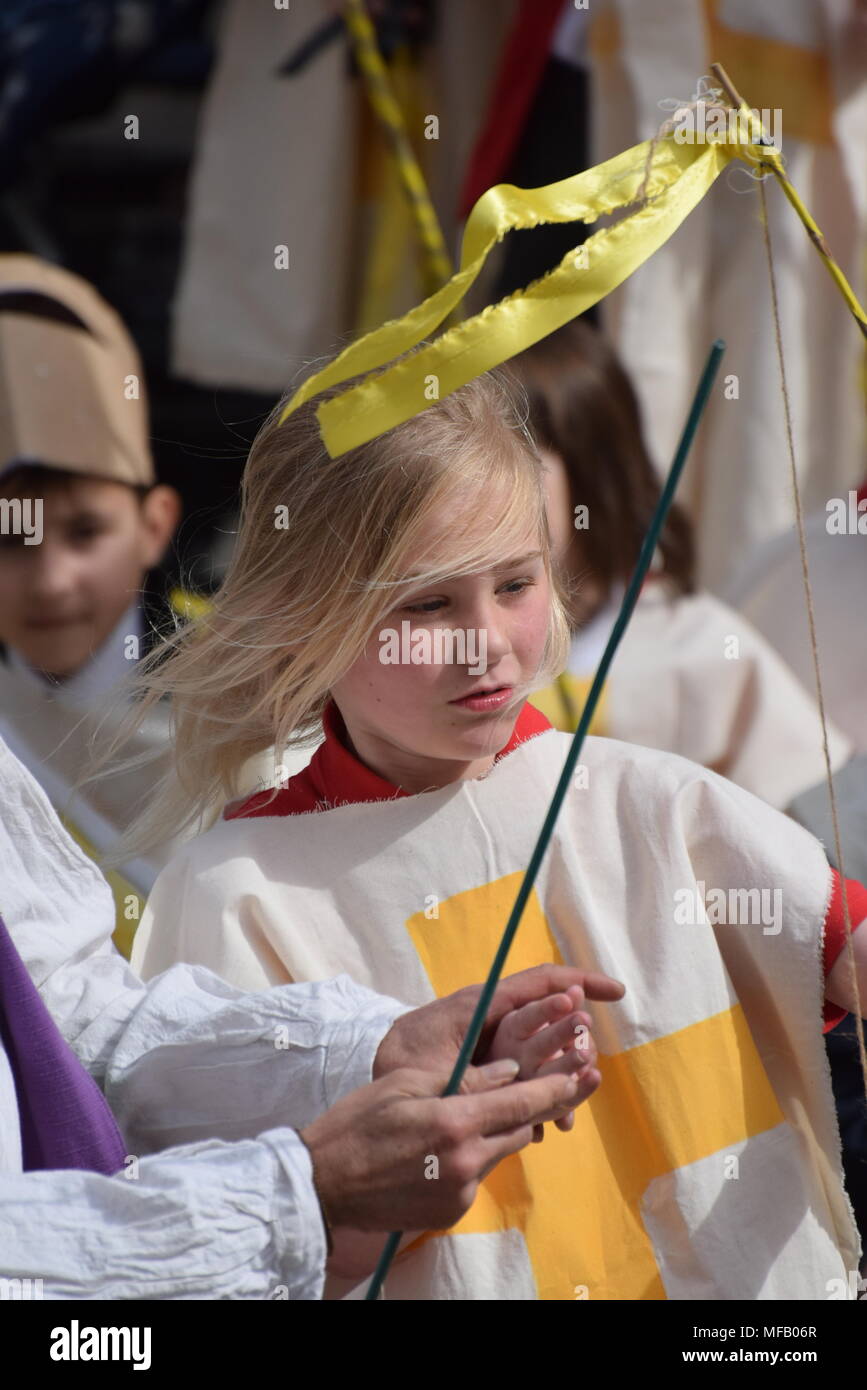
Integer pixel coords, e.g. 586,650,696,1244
0,255,155,487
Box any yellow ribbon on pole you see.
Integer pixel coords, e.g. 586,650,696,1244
279,128,754,456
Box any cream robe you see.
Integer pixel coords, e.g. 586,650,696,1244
725,508,867,756
587,0,867,592
134,728,861,1301
530,586,851,809
171,1,517,392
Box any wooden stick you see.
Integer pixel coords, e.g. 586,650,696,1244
710,61,867,341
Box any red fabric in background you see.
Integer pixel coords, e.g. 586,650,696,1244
458,0,568,219
822,869,867,1030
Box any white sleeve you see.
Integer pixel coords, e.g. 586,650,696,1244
0,737,409,1149
0,1127,327,1300
104,969,409,1154
0,738,414,1300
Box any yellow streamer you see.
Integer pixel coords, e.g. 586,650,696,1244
278,128,758,457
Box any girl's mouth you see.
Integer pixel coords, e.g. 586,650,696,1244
449,685,514,712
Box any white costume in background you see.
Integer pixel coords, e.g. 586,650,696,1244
135,722,861,1300
0,736,407,1300
172,1,516,392
725,508,867,755
531,584,851,809
587,0,867,591
0,605,174,906
0,602,294,955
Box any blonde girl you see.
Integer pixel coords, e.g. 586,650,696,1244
124,358,865,1302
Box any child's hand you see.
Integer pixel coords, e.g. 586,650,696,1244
483,985,600,1138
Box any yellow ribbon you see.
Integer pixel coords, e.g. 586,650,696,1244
279,128,760,456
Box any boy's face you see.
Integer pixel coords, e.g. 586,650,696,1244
0,474,178,679
331,505,552,793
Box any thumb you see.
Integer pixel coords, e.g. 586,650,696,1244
458,1059,521,1094
580,971,626,1002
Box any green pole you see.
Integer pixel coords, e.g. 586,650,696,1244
365,340,726,1300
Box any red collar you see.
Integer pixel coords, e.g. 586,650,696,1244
226,699,552,820
858,478,867,508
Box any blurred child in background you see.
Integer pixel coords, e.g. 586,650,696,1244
513,319,850,810
0,256,183,952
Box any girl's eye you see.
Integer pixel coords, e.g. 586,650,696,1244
402,579,534,613
403,598,446,614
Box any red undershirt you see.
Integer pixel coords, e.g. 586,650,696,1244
226,700,865,1032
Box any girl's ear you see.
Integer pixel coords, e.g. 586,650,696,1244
139,484,182,568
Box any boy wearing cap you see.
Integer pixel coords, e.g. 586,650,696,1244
0,256,182,953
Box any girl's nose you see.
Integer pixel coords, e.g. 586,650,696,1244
468,602,512,669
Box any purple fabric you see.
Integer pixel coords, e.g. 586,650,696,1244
0,913,127,1174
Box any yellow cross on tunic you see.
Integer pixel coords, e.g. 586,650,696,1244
405,872,785,1300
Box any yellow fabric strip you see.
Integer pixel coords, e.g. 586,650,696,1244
318,138,737,455
406,873,785,1300
529,674,608,737
279,136,719,424
278,130,747,454
168,586,211,622
62,816,143,960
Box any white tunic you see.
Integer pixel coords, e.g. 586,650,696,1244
0,736,407,1300
134,726,862,1300
587,1,867,591
530,586,851,809
725,507,867,755
0,605,178,915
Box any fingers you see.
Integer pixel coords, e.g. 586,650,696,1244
542,1065,600,1114
458,1059,521,1094
507,991,577,1041
468,1070,584,1138
477,1123,538,1174
475,1070,599,1170
488,965,588,1023
476,966,624,1063
580,970,626,1002
483,965,624,1038
520,1010,596,1075
536,1047,591,1081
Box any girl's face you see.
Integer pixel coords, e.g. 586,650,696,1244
331,512,551,793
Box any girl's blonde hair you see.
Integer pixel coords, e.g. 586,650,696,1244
105,361,571,859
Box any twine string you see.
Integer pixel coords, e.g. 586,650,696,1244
758,176,867,1100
